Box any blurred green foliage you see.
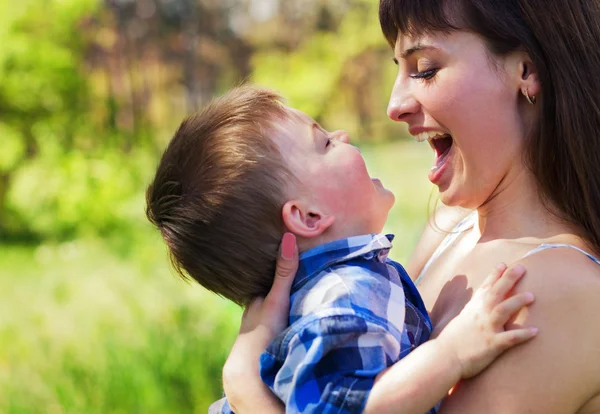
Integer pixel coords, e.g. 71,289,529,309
0,0,406,242
0,0,430,411
0,238,241,413
253,1,380,112
0,0,107,239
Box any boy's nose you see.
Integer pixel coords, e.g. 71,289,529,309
331,130,350,144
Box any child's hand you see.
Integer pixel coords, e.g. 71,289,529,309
437,263,538,379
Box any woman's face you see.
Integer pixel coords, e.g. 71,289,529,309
388,30,528,209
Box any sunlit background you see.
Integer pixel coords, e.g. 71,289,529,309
0,0,435,412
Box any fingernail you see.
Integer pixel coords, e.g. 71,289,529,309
524,292,535,302
280,233,296,260
529,327,539,335
514,264,526,273
496,263,507,270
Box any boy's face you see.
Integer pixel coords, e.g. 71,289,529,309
274,107,395,237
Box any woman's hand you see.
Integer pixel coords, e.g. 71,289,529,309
222,233,298,413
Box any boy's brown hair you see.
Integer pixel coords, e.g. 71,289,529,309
146,85,292,306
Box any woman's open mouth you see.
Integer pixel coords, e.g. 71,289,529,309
428,134,453,184
431,134,453,169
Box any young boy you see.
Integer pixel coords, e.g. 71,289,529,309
146,85,537,413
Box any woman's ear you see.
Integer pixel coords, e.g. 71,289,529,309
518,56,541,98
282,200,335,239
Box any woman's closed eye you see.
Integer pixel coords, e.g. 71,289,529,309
410,68,438,80
410,58,439,81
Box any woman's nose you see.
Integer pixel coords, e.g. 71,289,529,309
387,83,420,122
331,130,350,144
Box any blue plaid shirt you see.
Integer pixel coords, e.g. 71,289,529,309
210,234,434,414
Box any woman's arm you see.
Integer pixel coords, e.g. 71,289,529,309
438,249,600,413
221,296,285,413
221,234,298,414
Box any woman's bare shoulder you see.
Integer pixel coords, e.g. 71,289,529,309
439,248,600,413
517,246,600,299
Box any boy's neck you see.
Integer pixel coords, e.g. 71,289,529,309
297,235,332,254
296,227,382,254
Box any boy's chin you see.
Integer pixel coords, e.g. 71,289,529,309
377,188,396,207
375,208,394,234
367,217,389,235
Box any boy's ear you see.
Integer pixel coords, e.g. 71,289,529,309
282,200,335,238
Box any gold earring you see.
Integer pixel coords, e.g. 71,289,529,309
523,88,537,105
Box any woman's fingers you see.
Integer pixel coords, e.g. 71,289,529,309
272,232,298,294
487,264,526,304
264,233,298,311
238,233,298,338
258,233,299,338
490,291,535,327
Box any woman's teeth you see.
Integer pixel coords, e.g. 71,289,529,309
414,131,454,175
415,131,448,143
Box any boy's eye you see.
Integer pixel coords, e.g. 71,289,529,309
325,138,331,148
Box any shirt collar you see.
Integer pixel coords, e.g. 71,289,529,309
292,233,394,293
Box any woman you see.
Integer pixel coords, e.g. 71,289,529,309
222,0,600,412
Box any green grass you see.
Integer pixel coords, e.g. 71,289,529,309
0,238,241,413
0,140,434,413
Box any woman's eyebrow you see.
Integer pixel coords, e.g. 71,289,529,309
400,44,439,59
